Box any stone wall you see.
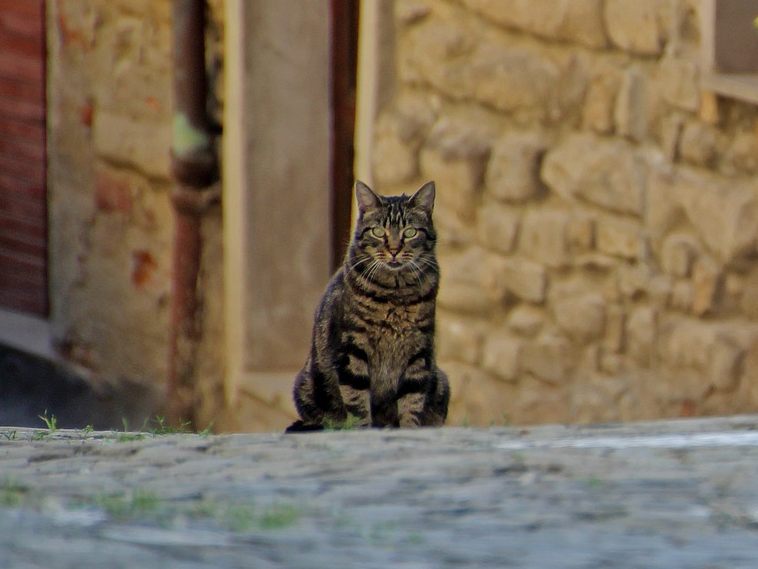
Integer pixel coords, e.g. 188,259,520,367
372,0,758,426
46,0,226,426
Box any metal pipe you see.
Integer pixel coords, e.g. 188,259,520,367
167,0,218,424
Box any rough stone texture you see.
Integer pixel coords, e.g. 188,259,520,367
614,67,647,141
7,417,758,568
485,131,547,203
604,0,664,55
541,134,646,216
553,293,606,342
519,210,569,268
461,0,607,49
476,199,520,254
499,258,547,303
659,57,699,112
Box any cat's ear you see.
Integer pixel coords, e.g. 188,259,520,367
355,180,382,214
409,181,435,214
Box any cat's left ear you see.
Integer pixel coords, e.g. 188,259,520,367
409,181,435,214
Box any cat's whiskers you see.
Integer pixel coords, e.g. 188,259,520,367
406,259,424,288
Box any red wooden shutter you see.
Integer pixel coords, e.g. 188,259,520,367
0,0,47,316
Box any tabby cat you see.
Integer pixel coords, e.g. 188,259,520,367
288,181,449,431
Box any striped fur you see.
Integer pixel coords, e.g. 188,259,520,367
291,181,449,429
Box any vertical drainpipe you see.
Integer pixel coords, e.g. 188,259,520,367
167,0,218,424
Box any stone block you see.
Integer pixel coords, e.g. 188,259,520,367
481,330,521,382
596,218,644,260
664,321,742,394
604,0,663,55
484,131,547,203
660,233,698,277
437,314,484,365
709,337,743,392
403,20,559,116
614,67,647,141
372,132,418,187
723,130,758,175
659,58,699,112
93,111,172,180
671,281,693,312
740,268,758,319
476,199,520,255
603,305,625,353
691,257,722,316
420,120,490,219
507,305,545,337
567,215,595,252
647,168,758,264
519,210,569,268
678,121,718,167
469,42,560,115
659,114,684,161
498,258,547,303
435,207,477,249
395,1,431,26
617,263,653,299
437,249,494,314
461,0,608,49
626,306,657,367
521,334,573,384
553,293,606,342
420,149,485,222
541,133,645,216
582,63,620,134
372,104,433,187
442,361,513,426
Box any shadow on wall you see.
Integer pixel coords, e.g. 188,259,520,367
0,343,159,429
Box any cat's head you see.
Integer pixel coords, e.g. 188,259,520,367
350,181,437,278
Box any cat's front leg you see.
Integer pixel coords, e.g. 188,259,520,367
397,367,449,427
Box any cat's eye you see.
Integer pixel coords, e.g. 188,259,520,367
403,227,418,239
371,226,386,238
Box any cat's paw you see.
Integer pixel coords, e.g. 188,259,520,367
284,420,325,434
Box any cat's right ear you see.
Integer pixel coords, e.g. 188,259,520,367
355,180,382,215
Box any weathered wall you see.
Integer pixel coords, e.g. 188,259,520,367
46,0,226,426
371,0,758,426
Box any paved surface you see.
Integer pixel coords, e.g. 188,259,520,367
3,417,758,568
